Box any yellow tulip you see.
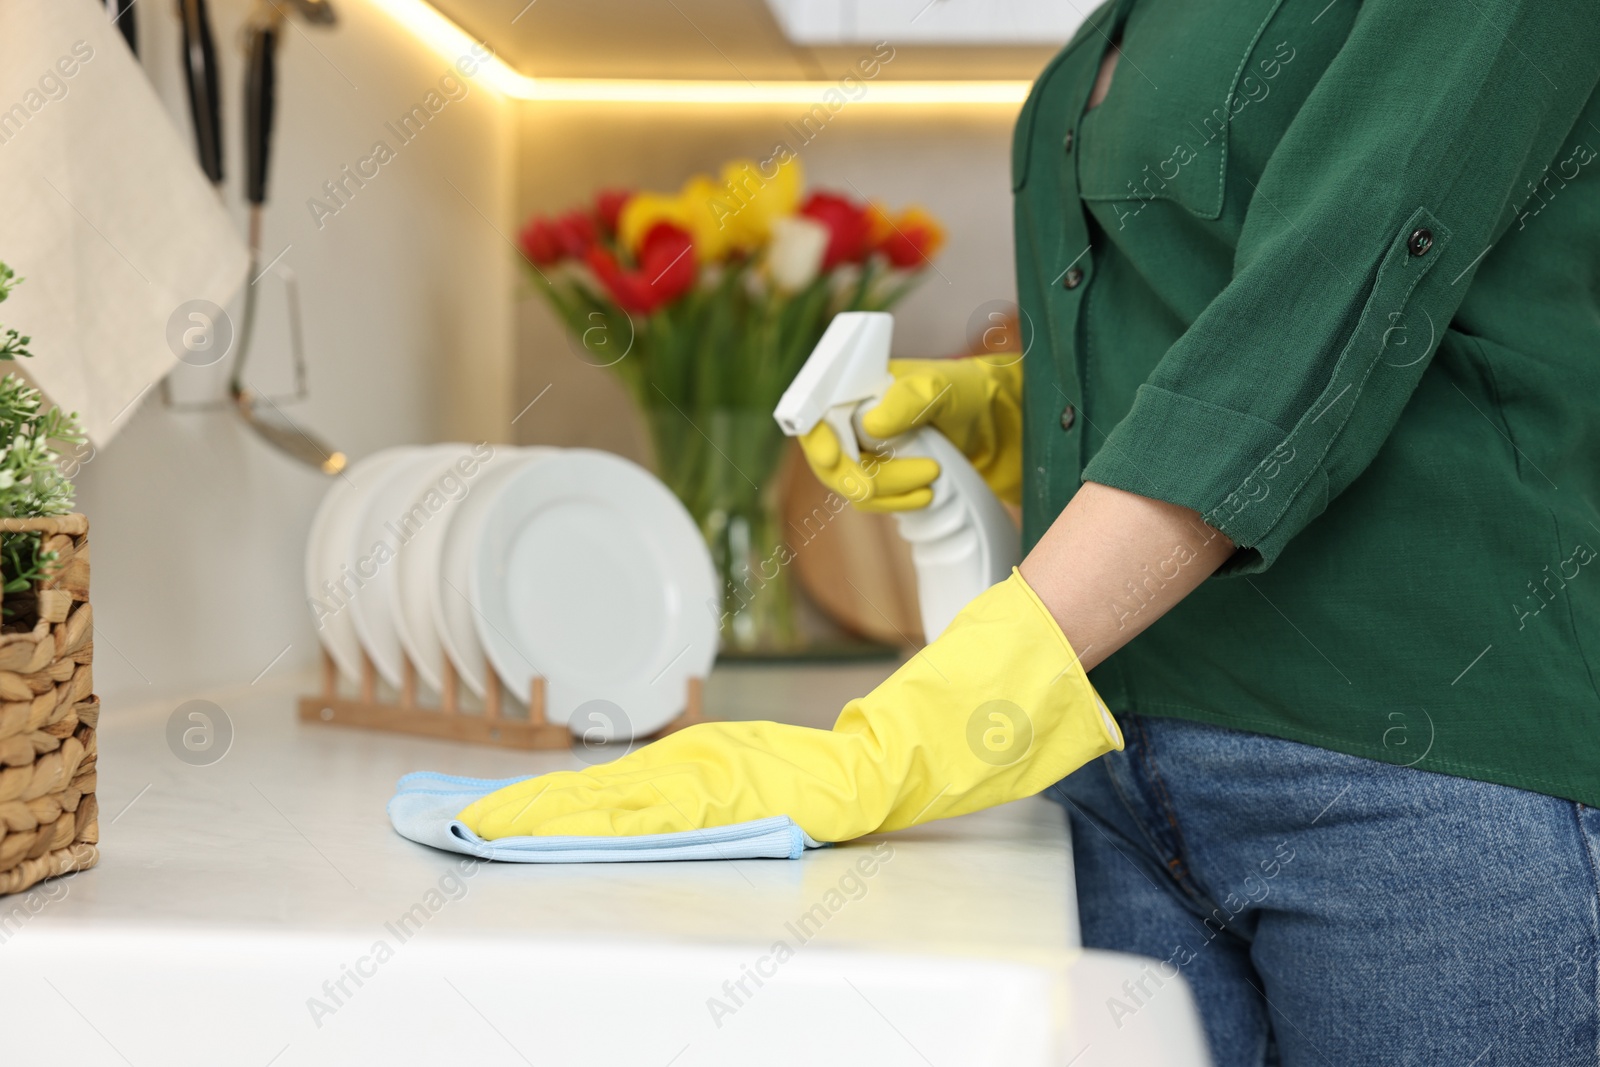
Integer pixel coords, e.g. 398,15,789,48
618,192,692,258
617,154,805,264
676,175,736,262
716,154,804,251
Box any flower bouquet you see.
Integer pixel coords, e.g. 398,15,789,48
518,155,943,654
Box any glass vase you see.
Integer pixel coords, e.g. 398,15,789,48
646,404,803,656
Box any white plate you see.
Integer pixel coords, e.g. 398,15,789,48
468,448,718,738
389,444,504,694
348,444,494,691
431,448,551,700
304,448,418,685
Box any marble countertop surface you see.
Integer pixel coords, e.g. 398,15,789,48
0,662,1208,1067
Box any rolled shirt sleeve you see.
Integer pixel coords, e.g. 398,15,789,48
1080,0,1600,572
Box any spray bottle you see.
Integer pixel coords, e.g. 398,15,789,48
774,312,1020,640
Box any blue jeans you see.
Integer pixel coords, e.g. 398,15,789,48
1048,712,1600,1067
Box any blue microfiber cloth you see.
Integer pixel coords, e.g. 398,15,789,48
387,771,824,862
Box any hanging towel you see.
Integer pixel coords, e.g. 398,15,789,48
387,772,824,863
0,0,247,444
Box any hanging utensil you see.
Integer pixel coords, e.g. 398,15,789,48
177,0,223,185
162,0,344,474
102,0,137,55
231,0,346,476
157,0,230,412
161,0,222,409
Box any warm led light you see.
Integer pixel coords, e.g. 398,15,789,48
512,78,1030,105
367,0,1031,106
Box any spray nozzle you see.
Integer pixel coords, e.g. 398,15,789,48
773,311,895,461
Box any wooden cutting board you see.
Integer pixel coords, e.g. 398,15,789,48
777,443,925,648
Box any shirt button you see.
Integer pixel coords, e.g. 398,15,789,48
1059,404,1076,431
1407,228,1434,256
1062,267,1085,289
1062,129,1074,153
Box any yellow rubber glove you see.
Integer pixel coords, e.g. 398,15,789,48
796,356,1024,512
796,422,942,513
458,569,1121,842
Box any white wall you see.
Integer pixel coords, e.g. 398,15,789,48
75,0,516,703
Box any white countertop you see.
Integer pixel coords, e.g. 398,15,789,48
0,663,1208,1067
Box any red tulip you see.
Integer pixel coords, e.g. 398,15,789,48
517,216,562,266
595,188,633,236
584,249,647,313
799,192,871,270
586,222,695,314
553,210,598,258
639,223,696,291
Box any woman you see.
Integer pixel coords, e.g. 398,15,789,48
462,1,1600,1061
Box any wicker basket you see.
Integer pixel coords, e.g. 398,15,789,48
0,514,96,897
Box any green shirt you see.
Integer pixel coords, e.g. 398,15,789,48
1014,0,1600,804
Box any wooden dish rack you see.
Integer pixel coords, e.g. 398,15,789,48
299,647,706,750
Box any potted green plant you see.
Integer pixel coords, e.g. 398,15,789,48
0,263,86,620
0,261,99,899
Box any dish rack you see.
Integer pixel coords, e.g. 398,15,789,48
0,515,97,897
298,647,706,751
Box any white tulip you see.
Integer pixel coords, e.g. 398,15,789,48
766,216,829,292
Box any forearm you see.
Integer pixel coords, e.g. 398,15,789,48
1019,481,1234,671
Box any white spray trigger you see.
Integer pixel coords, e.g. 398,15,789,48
773,312,895,456
824,406,864,462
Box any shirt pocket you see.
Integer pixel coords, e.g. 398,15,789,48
1076,0,1289,221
